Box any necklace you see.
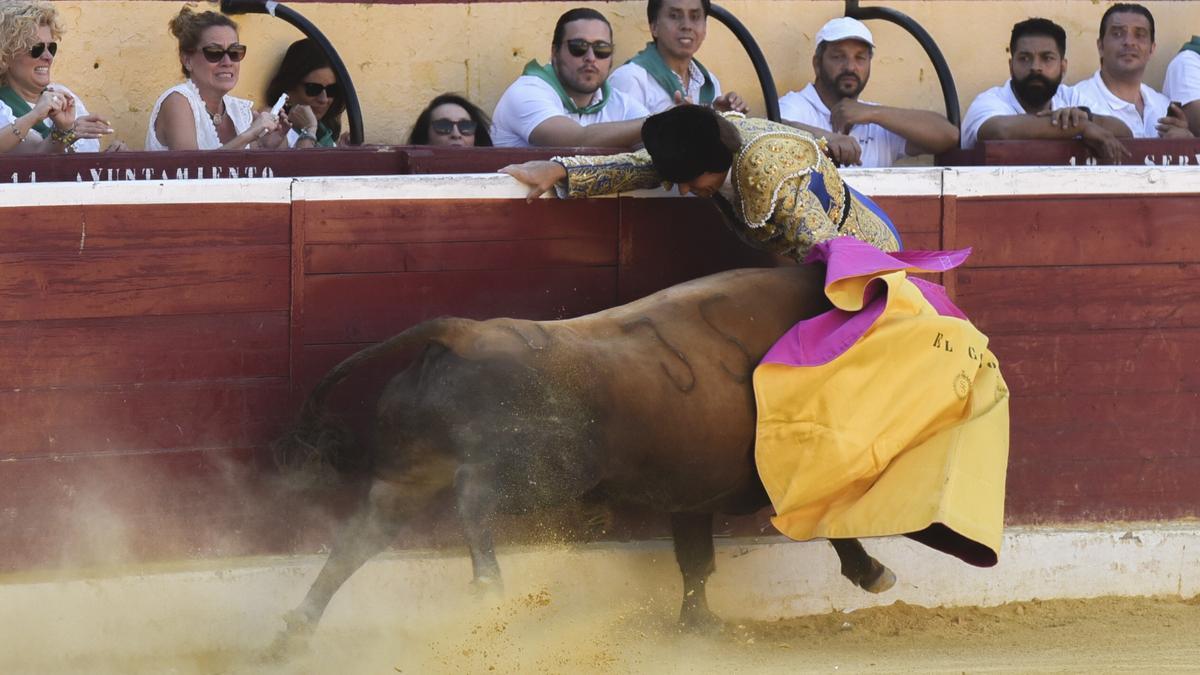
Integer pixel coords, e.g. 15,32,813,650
210,102,225,126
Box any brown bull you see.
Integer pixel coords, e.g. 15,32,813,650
277,264,895,641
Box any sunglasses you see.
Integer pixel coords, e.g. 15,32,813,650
302,82,341,98
198,44,247,64
564,39,614,59
30,42,57,58
431,118,477,136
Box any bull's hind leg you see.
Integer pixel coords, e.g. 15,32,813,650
830,538,896,593
670,512,722,632
455,463,504,596
274,464,452,651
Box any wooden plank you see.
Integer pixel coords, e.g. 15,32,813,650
616,196,779,302
401,145,620,174
0,203,289,253
957,265,1200,334
0,245,290,322
302,267,617,344
1008,392,1200,461
1004,457,1200,523
955,196,1200,267
302,198,619,244
0,312,289,390
994,330,1200,398
939,138,1200,167
305,237,618,275
0,379,291,458
871,196,942,233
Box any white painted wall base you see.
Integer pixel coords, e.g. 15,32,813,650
2,522,1198,662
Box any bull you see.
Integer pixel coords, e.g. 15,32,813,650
275,264,896,643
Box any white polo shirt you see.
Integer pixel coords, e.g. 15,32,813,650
608,59,724,114
1071,69,1170,138
490,75,650,148
959,79,1077,149
1163,50,1200,106
778,83,907,167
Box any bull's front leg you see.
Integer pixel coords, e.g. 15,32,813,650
829,538,896,593
455,463,504,597
670,512,722,632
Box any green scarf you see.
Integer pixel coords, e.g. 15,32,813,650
316,121,336,147
521,60,611,115
628,42,716,105
0,86,52,137
1180,35,1200,57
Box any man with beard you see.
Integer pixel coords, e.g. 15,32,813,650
491,8,649,148
778,17,958,167
608,0,747,114
961,17,1131,162
1071,3,1192,139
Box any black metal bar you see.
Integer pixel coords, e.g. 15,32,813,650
710,4,780,122
844,0,959,126
220,0,364,145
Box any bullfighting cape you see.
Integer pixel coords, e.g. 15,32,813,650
754,237,1010,566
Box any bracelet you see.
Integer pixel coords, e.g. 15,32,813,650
9,123,23,138
49,125,79,147
296,129,317,144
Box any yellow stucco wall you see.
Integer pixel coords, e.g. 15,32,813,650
42,1,1200,150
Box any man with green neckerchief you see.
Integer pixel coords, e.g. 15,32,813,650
491,8,650,148
609,0,748,115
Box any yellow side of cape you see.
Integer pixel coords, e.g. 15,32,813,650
753,270,1010,563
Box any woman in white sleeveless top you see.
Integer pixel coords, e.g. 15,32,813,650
146,6,285,151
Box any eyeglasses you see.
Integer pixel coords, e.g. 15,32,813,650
431,118,477,136
30,42,57,58
564,39,614,59
302,82,341,98
198,44,247,64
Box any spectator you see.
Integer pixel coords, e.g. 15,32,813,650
778,17,958,167
0,0,120,153
1071,3,1192,139
608,0,746,114
408,93,493,147
265,38,345,148
146,6,286,151
1163,36,1200,135
491,7,648,148
960,17,1130,163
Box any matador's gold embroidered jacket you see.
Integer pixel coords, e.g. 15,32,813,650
553,113,901,260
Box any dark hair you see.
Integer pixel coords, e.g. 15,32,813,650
168,5,238,79
408,93,494,147
1010,18,1067,57
641,105,740,183
552,7,611,47
647,0,710,26
265,38,346,141
1099,3,1155,43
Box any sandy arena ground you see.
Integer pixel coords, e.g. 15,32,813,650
2,548,1198,675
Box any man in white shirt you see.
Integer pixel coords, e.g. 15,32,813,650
1070,3,1192,139
608,0,746,115
491,8,650,148
1163,38,1200,135
960,17,1130,162
778,17,958,167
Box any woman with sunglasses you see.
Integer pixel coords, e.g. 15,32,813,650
264,38,345,148
146,6,285,151
0,0,119,153
408,93,493,147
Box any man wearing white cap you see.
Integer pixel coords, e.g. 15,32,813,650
779,16,959,167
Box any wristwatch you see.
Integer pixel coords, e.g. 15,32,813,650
297,128,318,144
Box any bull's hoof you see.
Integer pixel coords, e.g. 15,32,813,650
678,605,723,635
261,610,314,662
858,561,897,594
470,575,505,603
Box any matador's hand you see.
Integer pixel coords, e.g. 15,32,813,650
499,160,567,202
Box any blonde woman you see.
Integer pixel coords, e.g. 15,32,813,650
0,0,118,153
146,5,285,150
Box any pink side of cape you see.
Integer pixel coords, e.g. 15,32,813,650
760,237,971,368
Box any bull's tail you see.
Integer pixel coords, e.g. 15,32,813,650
272,317,470,480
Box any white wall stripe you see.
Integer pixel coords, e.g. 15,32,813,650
0,178,292,207
945,165,1200,198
